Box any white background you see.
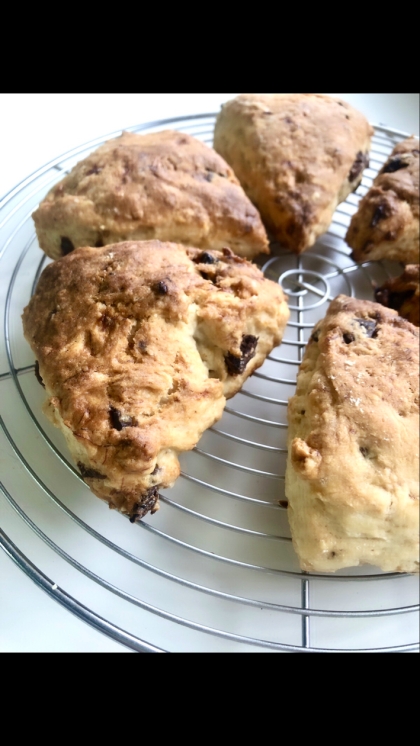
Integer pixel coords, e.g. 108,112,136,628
1,93,419,652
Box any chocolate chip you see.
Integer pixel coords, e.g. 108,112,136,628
359,446,369,458
225,334,258,376
381,156,410,174
371,203,390,227
129,486,160,522
348,151,369,182
154,281,168,295
34,360,45,388
78,461,106,480
355,318,377,337
109,406,135,431
343,332,355,344
60,236,74,255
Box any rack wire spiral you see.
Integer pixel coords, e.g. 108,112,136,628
1,114,418,652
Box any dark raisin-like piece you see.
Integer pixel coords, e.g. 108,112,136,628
343,332,355,344
129,486,160,523
138,340,148,350
374,287,390,306
34,360,45,388
109,406,135,431
370,203,390,227
381,156,410,174
197,251,217,265
355,318,377,337
86,165,102,176
78,461,106,480
348,151,369,182
60,236,74,255
225,334,258,376
154,281,168,295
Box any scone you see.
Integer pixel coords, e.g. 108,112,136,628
285,295,419,573
213,93,373,254
374,264,419,326
346,136,419,263
32,130,269,261
22,240,289,521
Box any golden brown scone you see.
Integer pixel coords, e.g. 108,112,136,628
346,136,419,263
22,240,289,521
374,264,419,326
213,93,373,254
285,295,419,573
32,130,269,261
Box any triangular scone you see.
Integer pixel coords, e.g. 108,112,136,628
286,295,419,573
346,136,419,264
32,130,269,261
213,94,373,254
22,240,289,522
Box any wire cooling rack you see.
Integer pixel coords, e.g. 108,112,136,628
1,114,418,652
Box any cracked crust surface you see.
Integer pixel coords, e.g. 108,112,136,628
374,264,419,326
346,136,419,263
22,240,289,521
213,94,373,254
285,295,419,573
32,130,269,261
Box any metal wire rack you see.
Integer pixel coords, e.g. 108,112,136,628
0,114,418,652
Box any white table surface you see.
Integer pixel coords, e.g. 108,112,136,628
1,94,419,653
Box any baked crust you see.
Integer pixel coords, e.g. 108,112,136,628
32,130,269,261
346,136,419,263
285,295,419,573
22,240,289,521
374,264,419,326
213,94,373,254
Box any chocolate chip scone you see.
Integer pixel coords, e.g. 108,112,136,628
285,295,419,573
22,240,289,522
213,94,373,254
346,136,419,264
32,130,269,261
374,264,419,326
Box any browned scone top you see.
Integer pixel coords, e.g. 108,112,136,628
213,93,373,254
374,264,419,326
286,295,419,573
32,130,269,261
346,136,419,264
22,240,289,522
